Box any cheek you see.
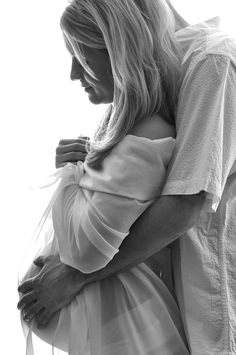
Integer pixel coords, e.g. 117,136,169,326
103,77,113,92
93,74,113,94
100,77,114,101
88,82,113,104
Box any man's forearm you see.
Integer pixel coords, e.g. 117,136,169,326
79,193,205,286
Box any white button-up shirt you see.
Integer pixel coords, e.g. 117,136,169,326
162,18,236,354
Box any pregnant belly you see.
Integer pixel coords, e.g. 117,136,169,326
20,261,186,354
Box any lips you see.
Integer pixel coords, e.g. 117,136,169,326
81,75,95,89
84,87,94,93
80,80,94,92
81,84,91,89
80,80,90,87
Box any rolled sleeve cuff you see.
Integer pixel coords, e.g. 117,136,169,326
161,178,221,212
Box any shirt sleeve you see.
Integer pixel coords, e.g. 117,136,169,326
52,137,175,273
162,54,236,212
52,185,152,273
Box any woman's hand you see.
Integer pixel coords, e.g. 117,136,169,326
55,136,89,168
17,255,86,328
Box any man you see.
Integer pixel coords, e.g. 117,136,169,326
18,2,236,353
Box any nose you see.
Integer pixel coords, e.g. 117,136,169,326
70,57,84,81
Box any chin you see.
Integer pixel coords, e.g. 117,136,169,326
88,96,102,104
88,94,112,105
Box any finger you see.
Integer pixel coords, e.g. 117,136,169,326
58,139,79,145
77,135,89,140
18,279,35,294
17,291,38,310
56,142,87,155
55,162,68,169
33,256,46,267
55,152,87,167
56,151,87,162
36,308,53,329
58,137,89,146
22,301,42,322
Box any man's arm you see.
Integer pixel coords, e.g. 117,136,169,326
18,191,205,327
81,192,205,283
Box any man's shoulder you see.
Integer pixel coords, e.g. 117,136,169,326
177,18,236,68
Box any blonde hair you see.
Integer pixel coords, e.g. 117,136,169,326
60,0,182,169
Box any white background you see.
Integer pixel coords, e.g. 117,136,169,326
1,1,235,353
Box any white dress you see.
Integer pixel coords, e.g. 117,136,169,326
19,135,189,355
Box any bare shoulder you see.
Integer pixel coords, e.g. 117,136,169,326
131,115,175,140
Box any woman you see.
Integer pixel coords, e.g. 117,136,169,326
18,0,189,354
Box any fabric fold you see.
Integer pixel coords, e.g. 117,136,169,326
19,135,190,355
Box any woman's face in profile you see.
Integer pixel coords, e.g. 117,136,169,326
70,45,114,105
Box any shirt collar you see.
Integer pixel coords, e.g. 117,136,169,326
176,17,221,35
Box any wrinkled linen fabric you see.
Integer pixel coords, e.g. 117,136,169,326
162,18,236,354
19,135,189,355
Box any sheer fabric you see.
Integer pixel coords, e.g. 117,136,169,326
19,135,189,354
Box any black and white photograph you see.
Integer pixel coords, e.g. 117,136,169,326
1,0,236,354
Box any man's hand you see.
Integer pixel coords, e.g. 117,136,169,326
55,136,89,168
17,255,86,328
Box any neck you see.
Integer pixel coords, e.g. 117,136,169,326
166,1,189,31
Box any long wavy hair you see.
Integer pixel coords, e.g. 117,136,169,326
60,0,182,169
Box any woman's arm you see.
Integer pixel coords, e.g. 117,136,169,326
18,191,205,327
